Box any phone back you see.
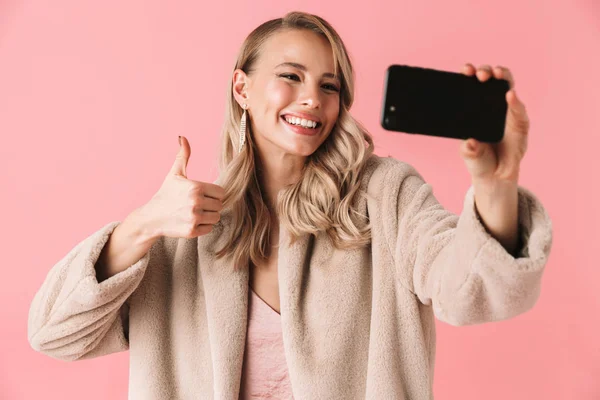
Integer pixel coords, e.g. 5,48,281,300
381,65,509,143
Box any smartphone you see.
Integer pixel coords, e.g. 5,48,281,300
380,64,510,143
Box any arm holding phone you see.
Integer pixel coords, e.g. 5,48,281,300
458,63,530,257
381,62,531,257
378,61,550,326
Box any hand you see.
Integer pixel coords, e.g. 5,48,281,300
142,136,226,239
459,63,530,186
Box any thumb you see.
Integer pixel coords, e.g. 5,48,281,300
460,138,496,179
170,136,190,178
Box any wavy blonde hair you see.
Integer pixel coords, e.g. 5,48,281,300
215,11,375,269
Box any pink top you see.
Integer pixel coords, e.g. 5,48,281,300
239,289,294,400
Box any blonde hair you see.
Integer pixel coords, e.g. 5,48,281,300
215,11,375,269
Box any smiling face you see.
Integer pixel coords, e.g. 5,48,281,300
233,29,341,159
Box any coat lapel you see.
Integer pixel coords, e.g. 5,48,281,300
197,215,249,400
196,214,316,399
277,224,316,396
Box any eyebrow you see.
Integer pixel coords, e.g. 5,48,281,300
275,62,339,81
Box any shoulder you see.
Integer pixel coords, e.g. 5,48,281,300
361,154,427,200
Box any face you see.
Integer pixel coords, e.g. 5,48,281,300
233,29,341,160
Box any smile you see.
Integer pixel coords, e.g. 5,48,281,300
281,116,322,136
283,115,320,129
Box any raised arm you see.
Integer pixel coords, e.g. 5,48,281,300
379,160,553,326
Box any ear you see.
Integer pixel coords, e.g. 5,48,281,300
232,68,250,107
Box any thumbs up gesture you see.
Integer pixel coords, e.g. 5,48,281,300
142,136,226,239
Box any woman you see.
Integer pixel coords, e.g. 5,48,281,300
28,11,553,400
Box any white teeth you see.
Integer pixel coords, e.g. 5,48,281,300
285,116,318,128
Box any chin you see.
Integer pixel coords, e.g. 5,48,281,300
288,146,317,157
277,135,322,157
277,141,318,157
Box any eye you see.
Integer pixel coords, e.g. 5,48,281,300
322,83,340,92
279,73,300,81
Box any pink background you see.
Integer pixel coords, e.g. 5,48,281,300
1,1,598,399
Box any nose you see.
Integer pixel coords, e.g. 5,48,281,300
298,83,321,109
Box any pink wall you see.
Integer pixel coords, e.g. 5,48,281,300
2,0,598,399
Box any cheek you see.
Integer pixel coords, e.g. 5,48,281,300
326,97,340,124
264,80,295,111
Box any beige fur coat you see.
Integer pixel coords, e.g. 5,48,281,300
28,154,553,399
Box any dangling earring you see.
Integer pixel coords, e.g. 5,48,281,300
238,103,247,154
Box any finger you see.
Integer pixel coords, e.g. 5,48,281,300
461,63,476,75
462,138,483,156
196,210,221,225
459,138,497,178
200,182,227,200
193,224,214,237
508,89,526,116
507,90,530,130
199,196,223,212
493,65,515,89
476,65,493,81
170,136,191,178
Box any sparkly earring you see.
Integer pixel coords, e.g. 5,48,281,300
238,103,247,154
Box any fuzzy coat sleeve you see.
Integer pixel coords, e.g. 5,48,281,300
27,221,150,361
381,160,553,326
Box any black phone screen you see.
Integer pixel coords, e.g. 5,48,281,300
380,65,510,143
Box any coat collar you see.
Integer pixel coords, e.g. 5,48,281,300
197,216,313,399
